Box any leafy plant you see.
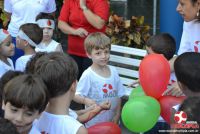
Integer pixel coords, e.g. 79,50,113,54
106,14,151,49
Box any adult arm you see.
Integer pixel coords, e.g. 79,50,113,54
77,126,88,134
80,0,109,29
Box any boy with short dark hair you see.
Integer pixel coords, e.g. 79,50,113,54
2,74,49,134
33,52,88,134
15,23,43,71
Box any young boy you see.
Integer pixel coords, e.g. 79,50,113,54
171,52,200,124
0,29,15,78
35,12,63,52
0,70,24,117
2,74,49,134
15,23,43,71
33,52,87,134
74,32,125,128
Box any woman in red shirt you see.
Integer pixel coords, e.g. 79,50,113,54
58,0,109,79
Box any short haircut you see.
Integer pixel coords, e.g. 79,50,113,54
35,12,55,21
25,52,47,74
84,32,111,55
19,23,43,45
3,74,49,113
146,33,176,60
0,70,24,106
0,118,19,134
179,96,200,123
174,52,200,92
33,52,78,98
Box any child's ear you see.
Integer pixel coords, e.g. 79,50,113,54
86,52,91,59
70,80,77,92
2,101,5,110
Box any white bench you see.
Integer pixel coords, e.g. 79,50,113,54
109,44,146,96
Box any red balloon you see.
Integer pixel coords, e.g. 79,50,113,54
159,96,185,124
88,122,121,134
139,54,170,99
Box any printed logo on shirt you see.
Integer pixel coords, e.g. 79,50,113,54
194,41,200,52
102,84,117,98
41,131,49,134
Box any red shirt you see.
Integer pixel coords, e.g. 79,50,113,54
59,0,109,57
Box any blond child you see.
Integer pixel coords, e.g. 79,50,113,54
74,32,125,128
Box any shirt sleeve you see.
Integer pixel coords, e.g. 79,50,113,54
178,22,192,55
93,0,109,21
45,0,56,13
76,70,91,96
58,0,70,22
4,0,12,13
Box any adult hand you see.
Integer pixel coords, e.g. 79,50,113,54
74,28,88,38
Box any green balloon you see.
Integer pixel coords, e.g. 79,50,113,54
121,96,160,133
129,85,145,100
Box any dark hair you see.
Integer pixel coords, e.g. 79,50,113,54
174,52,200,92
34,52,78,98
0,118,19,134
146,33,176,60
0,71,24,106
3,74,49,113
191,0,200,21
179,96,200,123
25,52,47,74
35,12,55,21
19,23,43,45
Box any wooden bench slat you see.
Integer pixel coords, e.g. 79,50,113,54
110,54,141,67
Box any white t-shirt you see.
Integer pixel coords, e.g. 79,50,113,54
34,112,83,134
76,66,125,128
35,40,63,53
0,58,14,78
69,109,78,119
4,0,56,37
29,121,41,134
15,55,33,72
178,20,200,55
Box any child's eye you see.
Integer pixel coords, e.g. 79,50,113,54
10,108,18,112
5,42,12,46
25,112,34,117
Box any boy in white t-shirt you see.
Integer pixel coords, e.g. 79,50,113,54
35,12,63,53
33,52,87,134
0,29,15,78
74,32,125,128
15,23,43,72
2,74,49,134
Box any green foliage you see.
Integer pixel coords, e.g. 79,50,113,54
106,14,151,49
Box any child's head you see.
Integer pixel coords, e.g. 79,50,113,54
33,52,78,98
174,52,200,96
25,52,47,74
36,12,55,42
84,32,111,65
146,33,176,60
0,118,19,134
0,29,14,57
0,70,24,106
2,74,49,134
16,23,43,50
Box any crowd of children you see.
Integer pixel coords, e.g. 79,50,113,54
0,1,200,133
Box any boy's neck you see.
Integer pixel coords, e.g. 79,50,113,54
46,93,71,115
24,46,36,55
0,55,10,66
42,39,52,45
91,64,110,78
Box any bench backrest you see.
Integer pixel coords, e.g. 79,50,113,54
109,44,146,95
